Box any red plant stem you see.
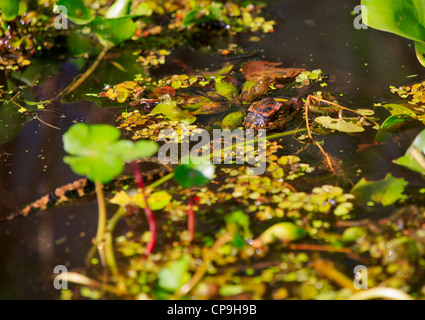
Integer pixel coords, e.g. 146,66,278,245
132,162,156,255
188,192,195,242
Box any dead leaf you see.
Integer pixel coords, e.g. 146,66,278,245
241,61,305,82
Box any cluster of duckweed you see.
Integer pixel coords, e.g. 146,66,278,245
100,81,147,103
137,49,170,67
116,111,199,142
218,170,354,221
99,72,222,104
295,69,325,87
153,0,276,34
390,82,425,102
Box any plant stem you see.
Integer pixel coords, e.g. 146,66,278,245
95,181,107,267
104,207,127,293
105,207,125,275
132,162,157,255
146,170,174,190
59,46,109,97
188,193,195,242
305,95,335,173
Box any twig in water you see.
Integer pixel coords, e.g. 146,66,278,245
305,95,335,173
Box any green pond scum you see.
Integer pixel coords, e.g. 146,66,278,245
1,0,425,301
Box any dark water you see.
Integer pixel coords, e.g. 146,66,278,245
1,0,425,299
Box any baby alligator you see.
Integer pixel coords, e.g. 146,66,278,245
0,166,172,223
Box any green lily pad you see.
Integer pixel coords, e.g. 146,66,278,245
351,173,408,206
63,123,158,183
394,128,425,174
315,116,365,133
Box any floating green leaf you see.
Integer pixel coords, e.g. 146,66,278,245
351,173,408,206
376,114,416,142
215,80,238,100
221,111,244,130
394,128,425,174
151,100,196,123
382,104,417,117
315,116,365,133
63,123,158,183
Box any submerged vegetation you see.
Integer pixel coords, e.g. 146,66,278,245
0,0,425,301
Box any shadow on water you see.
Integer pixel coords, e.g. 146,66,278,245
1,0,425,299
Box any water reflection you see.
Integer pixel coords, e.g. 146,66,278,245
1,0,425,299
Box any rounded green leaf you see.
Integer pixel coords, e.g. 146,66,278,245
147,191,172,211
350,173,408,206
215,80,238,100
63,123,158,182
315,116,365,133
376,114,415,142
112,140,159,162
63,155,124,183
0,0,20,21
63,123,121,156
91,16,137,47
221,111,244,130
55,0,94,25
174,162,215,188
